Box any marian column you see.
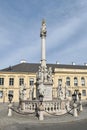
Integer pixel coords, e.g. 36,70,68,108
36,19,53,101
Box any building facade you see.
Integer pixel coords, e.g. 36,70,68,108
0,62,87,103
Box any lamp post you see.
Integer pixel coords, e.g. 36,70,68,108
78,92,83,111
8,93,13,117
72,92,78,117
39,94,44,120
8,93,13,103
72,92,77,103
78,92,81,101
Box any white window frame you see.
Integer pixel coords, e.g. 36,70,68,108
9,78,14,86
0,78,4,85
66,77,70,86
19,78,24,86
81,77,85,86
82,90,86,96
0,91,3,98
58,79,62,86
74,77,78,86
29,78,34,86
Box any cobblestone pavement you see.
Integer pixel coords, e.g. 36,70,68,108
0,103,87,129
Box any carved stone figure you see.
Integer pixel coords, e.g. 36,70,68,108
29,86,34,100
38,84,45,96
19,84,26,100
38,66,42,79
65,84,69,99
40,19,47,37
47,67,52,82
58,84,64,100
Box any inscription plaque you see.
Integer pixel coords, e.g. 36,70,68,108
43,85,52,101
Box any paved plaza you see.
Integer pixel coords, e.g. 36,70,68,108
2,120,87,130
0,103,87,130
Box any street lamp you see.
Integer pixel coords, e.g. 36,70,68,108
72,92,77,103
39,94,44,121
8,94,13,117
8,94,13,103
78,92,81,101
78,92,83,111
72,92,78,117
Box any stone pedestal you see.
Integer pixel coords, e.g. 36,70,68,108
8,103,12,117
73,103,78,117
39,111,44,121
43,85,52,101
39,103,44,120
21,102,25,110
79,101,83,111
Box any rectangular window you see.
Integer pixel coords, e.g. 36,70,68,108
74,77,78,86
58,79,62,86
82,90,86,96
0,91,3,98
19,78,24,86
66,81,70,86
29,78,34,86
67,90,71,97
9,78,14,86
0,78,4,85
81,78,85,86
8,90,14,95
82,82,85,86
8,90,14,101
66,77,70,86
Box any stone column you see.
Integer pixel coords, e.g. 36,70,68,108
41,37,46,67
40,19,47,68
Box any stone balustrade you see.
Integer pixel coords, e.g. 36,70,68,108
20,99,69,115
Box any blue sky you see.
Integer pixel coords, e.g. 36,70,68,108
0,0,87,69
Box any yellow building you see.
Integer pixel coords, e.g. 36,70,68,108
0,62,87,103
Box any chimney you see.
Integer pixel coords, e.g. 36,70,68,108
84,63,87,66
72,62,75,65
56,61,60,64
20,59,27,63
